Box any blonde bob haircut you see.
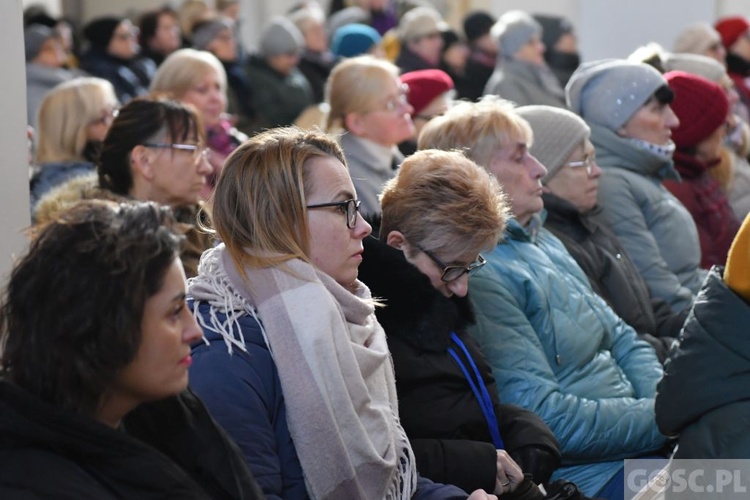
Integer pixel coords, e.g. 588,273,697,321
150,48,227,98
35,77,117,164
380,149,509,256
418,95,532,169
208,126,347,275
325,55,401,132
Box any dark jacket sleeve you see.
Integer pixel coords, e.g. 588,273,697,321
651,297,689,339
496,403,561,484
411,438,498,493
413,475,469,499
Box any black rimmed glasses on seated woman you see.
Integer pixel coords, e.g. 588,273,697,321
306,199,362,229
413,241,486,282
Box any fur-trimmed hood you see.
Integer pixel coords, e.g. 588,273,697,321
359,235,475,352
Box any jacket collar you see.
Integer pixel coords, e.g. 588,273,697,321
359,236,475,352
590,122,679,180
542,192,600,236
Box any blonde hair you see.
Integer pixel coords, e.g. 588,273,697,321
380,149,508,255
35,77,117,164
325,55,400,131
208,126,347,275
150,48,227,97
418,95,532,168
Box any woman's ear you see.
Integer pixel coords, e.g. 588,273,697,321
130,145,155,181
344,111,366,136
385,230,406,250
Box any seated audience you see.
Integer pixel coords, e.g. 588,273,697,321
326,55,415,218
290,5,337,103
80,16,150,103
567,59,705,311
395,7,446,73
419,96,668,499
461,11,496,101
0,200,263,499
24,24,75,128
30,77,118,214
359,149,561,496
187,126,493,499
484,11,566,108
137,7,182,68
715,16,750,112
438,28,469,97
656,213,750,458
34,96,213,278
518,105,685,361
673,22,727,67
662,70,740,268
151,48,248,198
190,18,257,134
398,68,454,156
245,16,314,129
532,15,580,87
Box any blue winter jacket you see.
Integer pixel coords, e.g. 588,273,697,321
467,217,667,497
189,301,471,500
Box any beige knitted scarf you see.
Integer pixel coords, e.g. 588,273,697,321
189,245,417,499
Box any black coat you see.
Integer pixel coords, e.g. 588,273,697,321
79,48,150,104
359,236,560,493
542,193,686,361
0,381,264,499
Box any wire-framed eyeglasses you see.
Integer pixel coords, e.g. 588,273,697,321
414,242,486,282
142,143,210,163
566,152,597,176
306,199,362,229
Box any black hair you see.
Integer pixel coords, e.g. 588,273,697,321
654,84,674,105
0,200,183,417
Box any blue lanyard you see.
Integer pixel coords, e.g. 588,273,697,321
447,332,505,449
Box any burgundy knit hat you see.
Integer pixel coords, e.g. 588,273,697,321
665,70,729,149
714,16,750,49
400,69,454,116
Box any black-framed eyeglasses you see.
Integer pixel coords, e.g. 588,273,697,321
306,199,362,229
413,242,486,282
142,143,210,163
566,152,596,176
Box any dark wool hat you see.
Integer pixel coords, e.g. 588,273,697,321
715,16,750,49
83,16,124,49
191,16,234,50
401,69,454,115
441,28,460,51
533,14,573,50
24,24,56,61
463,11,494,43
665,70,729,149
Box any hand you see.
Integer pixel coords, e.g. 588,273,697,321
494,449,524,495
467,489,498,500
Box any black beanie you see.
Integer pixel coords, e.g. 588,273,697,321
83,16,123,49
463,11,494,43
533,14,574,51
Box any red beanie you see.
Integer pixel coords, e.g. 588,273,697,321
400,69,454,116
665,70,729,149
714,16,750,49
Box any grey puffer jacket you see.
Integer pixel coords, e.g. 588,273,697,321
591,123,706,312
484,58,567,108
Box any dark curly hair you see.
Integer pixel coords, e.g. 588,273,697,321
0,200,183,417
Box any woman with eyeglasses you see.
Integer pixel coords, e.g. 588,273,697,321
187,127,496,500
151,48,249,200
326,55,415,219
357,149,562,499
0,200,263,499
34,95,213,278
30,77,118,217
518,105,686,362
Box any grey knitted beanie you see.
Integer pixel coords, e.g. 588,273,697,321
191,17,234,51
259,16,303,57
662,53,726,84
517,105,590,184
565,59,667,132
493,10,542,58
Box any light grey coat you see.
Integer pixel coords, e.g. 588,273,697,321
25,63,75,128
484,57,567,108
591,123,706,312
